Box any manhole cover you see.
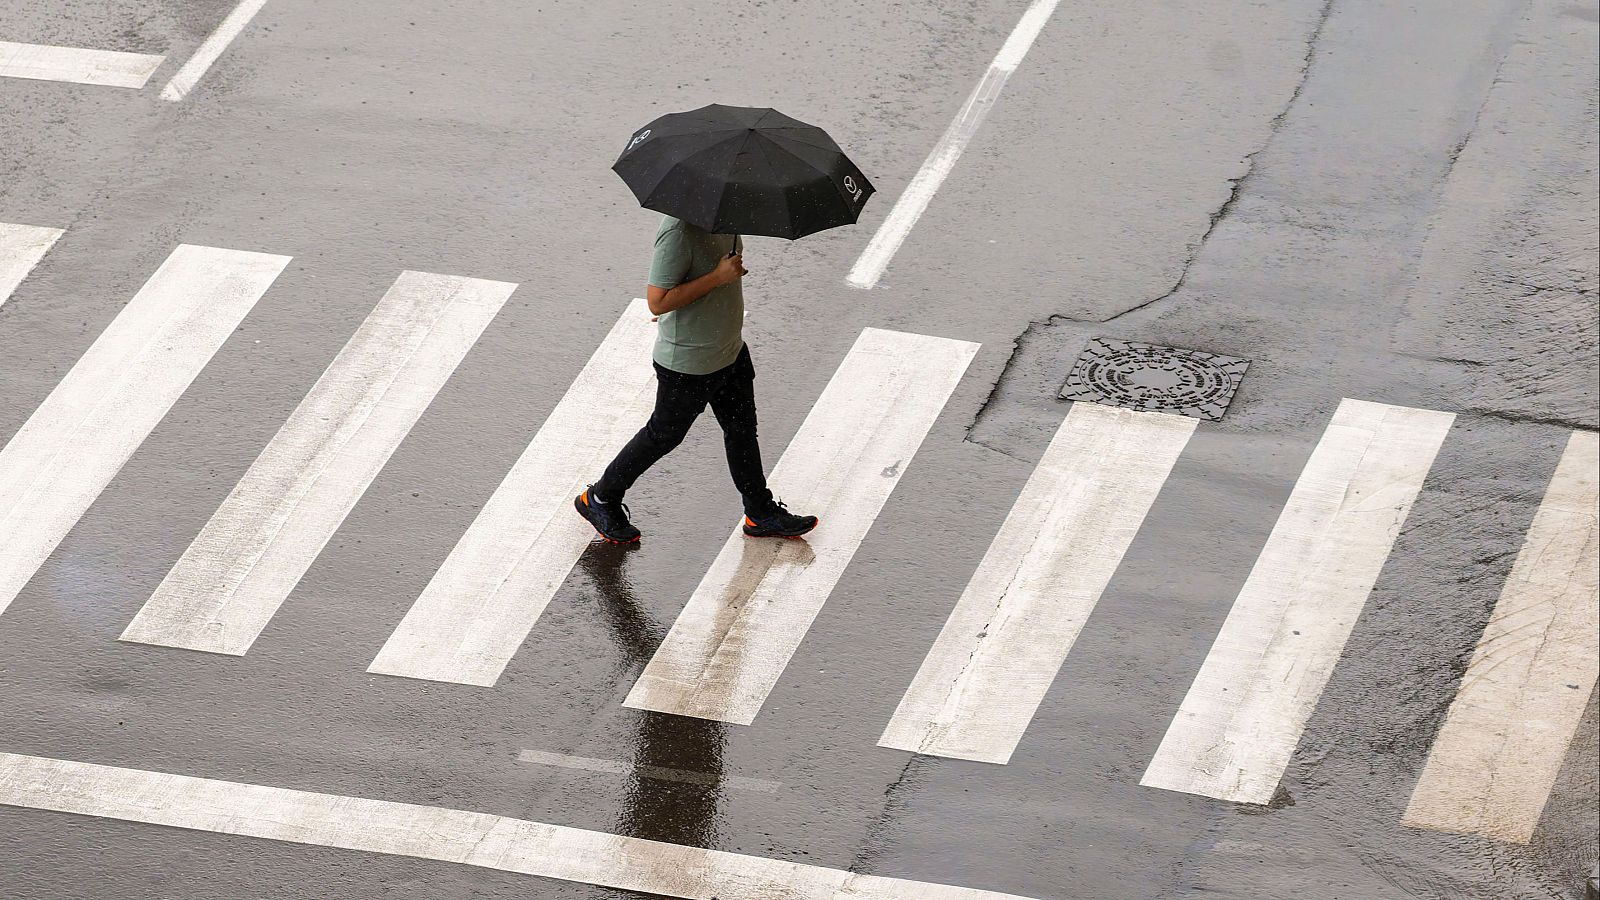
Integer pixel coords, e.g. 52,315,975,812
1059,339,1250,421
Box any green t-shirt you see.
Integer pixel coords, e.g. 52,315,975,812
648,216,744,375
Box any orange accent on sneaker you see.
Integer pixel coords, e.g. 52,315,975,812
580,490,590,506
744,516,757,527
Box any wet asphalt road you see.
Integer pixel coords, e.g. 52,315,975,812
1,1,1597,898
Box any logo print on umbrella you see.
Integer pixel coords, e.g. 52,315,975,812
844,176,864,204
626,129,651,153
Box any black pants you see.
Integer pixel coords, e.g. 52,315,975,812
594,343,775,516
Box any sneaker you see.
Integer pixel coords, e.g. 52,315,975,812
742,498,818,538
575,485,641,543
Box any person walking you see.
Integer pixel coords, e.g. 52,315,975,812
574,215,819,544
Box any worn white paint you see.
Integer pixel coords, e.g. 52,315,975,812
845,0,1062,289
0,245,289,616
0,752,1032,899
1141,399,1455,804
0,41,165,88
0,223,63,309
517,749,781,794
368,300,659,685
624,328,979,724
160,0,270,101
120,272,515,655
880,403,1195,763
1403,430,1599,842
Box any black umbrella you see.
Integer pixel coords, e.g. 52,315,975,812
612,104,874,240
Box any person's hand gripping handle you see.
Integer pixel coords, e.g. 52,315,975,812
711,248,747,286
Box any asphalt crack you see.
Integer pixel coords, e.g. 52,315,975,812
1076,0,1339,327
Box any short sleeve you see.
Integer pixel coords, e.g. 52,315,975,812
648,226,694,290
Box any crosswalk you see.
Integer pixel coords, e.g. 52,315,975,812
0,222,63,309
1402,430,1599,842
1142,400,1456,804
0,243,290,617
0,40,165,89
121,271,517,655
0,226,1596,854
0,752,1027,900
1,0,267,100
624,328,978,724
368,300,661,685
880,402,1195,763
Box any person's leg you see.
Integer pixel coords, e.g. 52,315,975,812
593,363,711,502
709,344,776,516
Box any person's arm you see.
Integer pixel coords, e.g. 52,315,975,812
647,253,746,316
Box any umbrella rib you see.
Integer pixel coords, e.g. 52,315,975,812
657,124,749,140
704,130,780,234
638,133,748,226
756,126,842,153
628,133,719,209
747,134,796,234
645,133,745,191
764,133,870,228
755,133,842,177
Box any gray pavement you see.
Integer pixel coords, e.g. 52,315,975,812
1,0,1596,898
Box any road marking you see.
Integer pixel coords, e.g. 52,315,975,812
845,0,1062,289
0,245,288,617
624,329,979,724
1141,399,1455,804
160,0,270,102
517,749,781,794
1402,430,1599,842
879,404,1195,763
0,41,166,88
0,752,1031,900
119,272,516,656
0,222,63,308
368,300,659,685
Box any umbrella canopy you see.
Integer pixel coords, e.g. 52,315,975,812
612,104,875,240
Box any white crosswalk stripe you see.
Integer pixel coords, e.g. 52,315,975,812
160,0,271,102
0,41,166,88
367,299,660,685
0,245,289,617
120,271,516,656
0,222,63,309
623,328,979,725
0,752,1034,900
846,0,1063,289
1141,399,1455,804
1403,429,1599,842
879,403,1195,763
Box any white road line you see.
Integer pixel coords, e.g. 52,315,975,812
1402,430,1599,843
845,0,1062,290
624,329,980,725
0,222,63,309
517,749,782,794
0,752,1032,900
120,272,516,656
0,41,166,88
1141,399,1455,804
0,245,288,617
879,404,1196,764
368,300,660,685
160,0,270,102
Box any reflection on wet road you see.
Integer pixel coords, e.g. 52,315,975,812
579,541,728,850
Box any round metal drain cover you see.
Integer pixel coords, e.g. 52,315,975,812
1060,339,1250,421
